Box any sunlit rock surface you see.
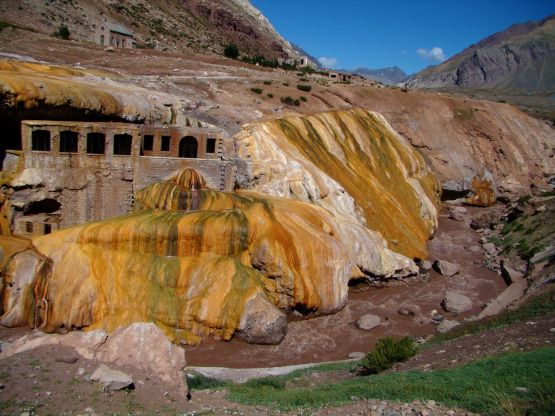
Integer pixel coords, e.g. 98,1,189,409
236,108,441,259
1,166,423,344
0,60,177,122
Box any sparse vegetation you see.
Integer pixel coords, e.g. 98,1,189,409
267,93,274,98
360,337,417,374
297,84,312,92
263,80,272,85
428,285,555,345
281,96,300,106
54,24,70,40
187,373,228,391
250,87,263,94
223,43,239,59
282,82,290,87
227,348,555,415
453,108,475,121
300,96,307,102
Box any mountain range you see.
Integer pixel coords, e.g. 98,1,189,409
406,15,555,91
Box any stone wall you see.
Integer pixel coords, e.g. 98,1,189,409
10,120,235,236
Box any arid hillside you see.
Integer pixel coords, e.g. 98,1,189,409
0,0,304,60
0,26,553,198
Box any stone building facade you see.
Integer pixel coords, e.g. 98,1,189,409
96,22,133,48
13,120,234,237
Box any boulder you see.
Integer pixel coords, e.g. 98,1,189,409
236,293,287,345
530,245,555,264
347,352,366,359
436,320,460,333
442,291,472,313
500,262,524,285
482,243,498,256
448,207,465,222
432,260,460,277
356,314,381,330
90,364,133,391
95,323,186,386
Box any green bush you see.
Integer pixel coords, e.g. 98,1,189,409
297,84,312,92
54,23,70,40
263,80,272,85
282,82,290,87
223,43,239,59
360,336,417,374
250,87,263,94
300,96,307,102
267,93,274,98
280,96,300,106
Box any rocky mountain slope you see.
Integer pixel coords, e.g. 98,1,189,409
406,15,555,91
0,0,301,60
351,66,408,85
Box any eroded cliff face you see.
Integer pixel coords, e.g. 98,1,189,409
236,108,441,259
1,169,418,344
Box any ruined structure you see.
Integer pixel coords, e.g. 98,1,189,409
9,120,233,237
96,22,133,48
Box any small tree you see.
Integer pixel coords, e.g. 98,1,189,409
223,43,239,59
54,24,70,40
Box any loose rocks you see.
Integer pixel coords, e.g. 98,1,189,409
356,314,381,330
432,260,460,277
442,291,472,313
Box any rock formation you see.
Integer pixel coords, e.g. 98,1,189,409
236,108,441,259
0,160,436,344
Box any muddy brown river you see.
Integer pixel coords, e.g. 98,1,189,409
185,207,507,367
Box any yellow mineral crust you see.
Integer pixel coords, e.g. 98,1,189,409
0,60,167,120
25,169,416,343
236,108,441,259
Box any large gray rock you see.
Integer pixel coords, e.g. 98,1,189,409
90,364,133,391
95,323,186,386
442,291,472,313
436,319,460,334
356,314,381,330
237,293,287,344
432,260,460,277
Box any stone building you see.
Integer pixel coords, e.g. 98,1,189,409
12,120,235,237
96,21,133,48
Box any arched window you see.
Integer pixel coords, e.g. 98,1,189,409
179,136,198,158
31,130,51,151
100,34,105,45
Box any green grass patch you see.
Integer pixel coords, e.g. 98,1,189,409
186,373,229,391
227,348,555,415
360,337,417,374
428,286,555,346
250,87,263,94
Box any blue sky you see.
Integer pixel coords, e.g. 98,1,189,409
250,0,555,74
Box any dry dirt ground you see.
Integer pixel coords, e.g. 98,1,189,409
2,205,552,415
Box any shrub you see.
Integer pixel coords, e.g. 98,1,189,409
300,96,307,102
299,77,309,82
223,43,239,59
186,373,227,391
267,93,274,98
297,84,312,92
250,87,263,94
54,23,70,40
280,96,301,106
360,336,417,374
263,80,272,85
282,82,289,87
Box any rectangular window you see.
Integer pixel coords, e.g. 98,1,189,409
44,224,52,234
161,135,171,152
206,138,217,154
59,131,78,153
25,221,33,233
87,133,105,154
113,134,132,155
143,135,154,151
32,130,51,151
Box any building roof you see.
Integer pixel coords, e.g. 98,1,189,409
108,23,133,37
